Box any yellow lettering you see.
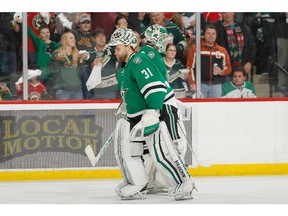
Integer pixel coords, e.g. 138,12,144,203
82,118,98,137
23,137,40,150
57,136,65,148
42,136,56,148
4,139,22,157
3,120,19,139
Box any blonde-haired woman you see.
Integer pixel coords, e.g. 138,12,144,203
48,32,89,100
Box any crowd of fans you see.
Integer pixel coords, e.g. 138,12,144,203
0,12,287,101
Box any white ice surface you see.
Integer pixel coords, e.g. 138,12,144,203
1,175,288,216
1,175,288,204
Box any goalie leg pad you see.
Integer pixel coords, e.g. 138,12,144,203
142,153,156,190
143,153,170,194
114,119,148,197
146,122,192,187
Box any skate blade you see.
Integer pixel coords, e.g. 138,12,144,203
147,187,168,194
120,191,147,200
174,191,193,201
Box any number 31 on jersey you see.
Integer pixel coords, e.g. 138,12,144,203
141,68,154,79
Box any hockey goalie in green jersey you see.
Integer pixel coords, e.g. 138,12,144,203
108,27,195,201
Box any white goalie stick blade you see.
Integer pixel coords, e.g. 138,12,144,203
85,131,114,166
85,145,98,167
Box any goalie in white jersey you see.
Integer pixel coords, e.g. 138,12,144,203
108,28,195,200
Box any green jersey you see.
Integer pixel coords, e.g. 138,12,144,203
118,52,175,118
48,51,84,91
221,81,257,98
28,26,60,81
164,58,190,98
86,45,119,95
139,45,167,80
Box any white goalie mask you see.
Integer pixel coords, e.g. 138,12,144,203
144,24,168,54
108,28,138,49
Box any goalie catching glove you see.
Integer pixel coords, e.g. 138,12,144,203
130,109,160,141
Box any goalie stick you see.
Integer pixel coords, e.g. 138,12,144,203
85,131,114,166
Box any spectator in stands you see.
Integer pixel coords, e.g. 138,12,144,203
85,28,119,99
128,12,146,33
0,13,21,90
214,12,256,82
170,12,191,63
26,13,58,64
28,25,60,98
72,13,95,51
186,23,232,98
27,12,43,65
269,13,288,89
0,82,12,100
71,13,95,99
171,13,186,34
48,32,89,100
222,67,256,98
164,43,190,98
111,15,128,34
15,64,48,100
249,13,272,75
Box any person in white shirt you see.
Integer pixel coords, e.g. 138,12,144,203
221,67,257,98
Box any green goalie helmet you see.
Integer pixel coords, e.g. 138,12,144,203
108,28,138,49
144,24,168,54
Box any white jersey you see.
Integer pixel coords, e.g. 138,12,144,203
221,81,257,98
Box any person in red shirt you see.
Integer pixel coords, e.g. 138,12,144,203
15,64,48,100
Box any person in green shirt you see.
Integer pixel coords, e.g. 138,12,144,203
28,25,60,98
48,32,88,100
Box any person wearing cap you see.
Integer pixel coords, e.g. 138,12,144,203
71,13,96,99
84,28,119,99
15,64,48,100
71,13,95,51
